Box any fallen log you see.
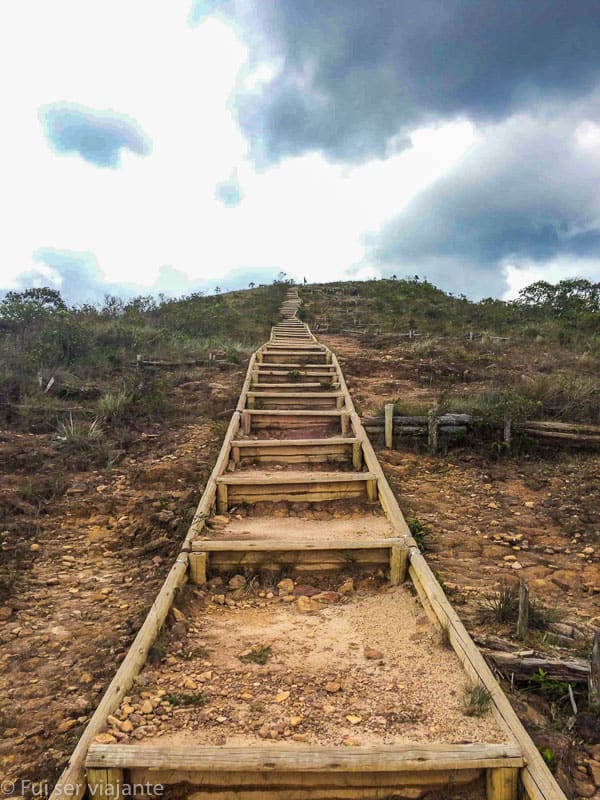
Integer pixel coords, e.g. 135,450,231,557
482,650,590,684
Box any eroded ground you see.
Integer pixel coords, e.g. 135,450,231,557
0,364,242,787
100,574,506,747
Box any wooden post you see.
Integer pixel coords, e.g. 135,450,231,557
486,767,518,800
366,478,378,502
87,768,123,800
428,407,439,454
352,440,363,470
384,403,394,449
503,416,512,448
242,411,251,435
216,483,228,514
189,552,208,584
390,544,407,585
517,580,529,639
336,395,345,409
341,412,350,435
590,629,600,708
247,395,256,409
232,446,241,464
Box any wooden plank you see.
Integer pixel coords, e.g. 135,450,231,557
193,538,402,552
237,453,351,465
247,392,344,399
231,437,357,448
218,471,377,485
206,551,392,570
243,409,343,416
254,363,336,369
86,743,524,771
128,766,483,790
227,486,368,504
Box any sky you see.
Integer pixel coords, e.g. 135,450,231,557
2,0,600,304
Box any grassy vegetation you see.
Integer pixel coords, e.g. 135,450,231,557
302,276,600,344
480,582,555,630
239,644,272,665
2,276,599,434
164,691,206,707
462,683,492,716
0,282,287,430
304,277,600,428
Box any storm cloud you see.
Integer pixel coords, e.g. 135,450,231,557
368,102,600,297
217,0,600,163
39,102,151,168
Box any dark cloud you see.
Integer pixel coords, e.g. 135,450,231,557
5,248,281,305
217,0,600,163
368,107,600,297
215,173,243,207
39,102,151,168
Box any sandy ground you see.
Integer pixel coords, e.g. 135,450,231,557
199,514,394,543
102,580,507,749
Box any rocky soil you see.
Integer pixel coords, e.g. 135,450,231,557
94,572,506,748
1,332,599,800
322,331,600,800
0,364,242,789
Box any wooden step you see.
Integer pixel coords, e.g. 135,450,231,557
253,369,337,381
247,391,345,410
230,436,362,467
215,470,378,510
189,537,406,579
87,742,524,772
254,362,335,370
248,382,337,392
265,345,325,351
241,408,351,434
260,353,329,365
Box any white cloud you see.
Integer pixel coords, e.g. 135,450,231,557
504,258,600,300
0,1,477,297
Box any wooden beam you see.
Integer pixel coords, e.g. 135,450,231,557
193,538,403,552
231,437,357,448
352,440,363,470
217,471,377,486
86,769,123,800
216,482,228,514
390,543,408,584
128,767,482,791
86,742,524,772
487,767,518,800
384,403,394,449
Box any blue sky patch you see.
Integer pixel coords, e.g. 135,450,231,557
39,102,151,168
